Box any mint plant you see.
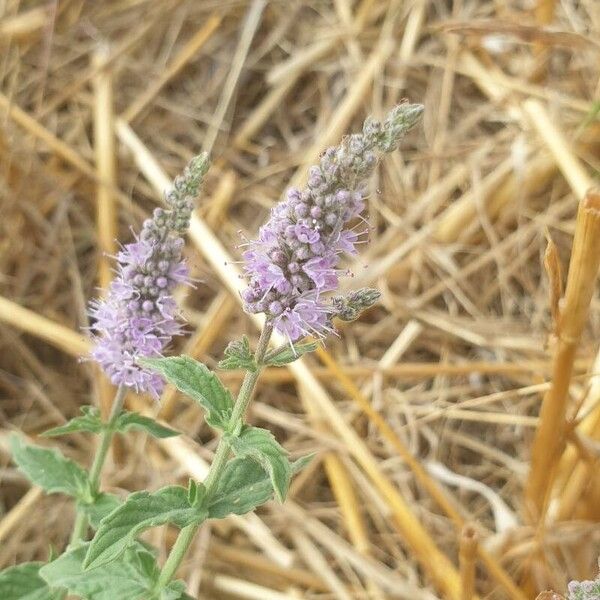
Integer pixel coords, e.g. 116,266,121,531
1,103,423,600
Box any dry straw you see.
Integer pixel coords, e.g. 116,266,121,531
526,189,600,519
2,0,600,598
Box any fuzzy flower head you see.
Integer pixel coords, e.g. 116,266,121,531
241,103,423,341
89,154,209,398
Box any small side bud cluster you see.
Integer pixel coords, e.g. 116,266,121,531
89,153,209,398
241,102,423,341
331,288,381,322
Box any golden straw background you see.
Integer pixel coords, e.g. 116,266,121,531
1,1,600,598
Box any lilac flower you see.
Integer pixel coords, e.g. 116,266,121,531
89,154,209,398
241,103,423,341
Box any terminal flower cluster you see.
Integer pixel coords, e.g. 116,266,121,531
89,154,209,397
241,103,423,340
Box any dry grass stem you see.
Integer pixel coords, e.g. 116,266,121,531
460,525,479,600
2,2,600,597
526,190,600,520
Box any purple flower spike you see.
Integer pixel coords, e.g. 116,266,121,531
89,154,209,398
242,103,423,341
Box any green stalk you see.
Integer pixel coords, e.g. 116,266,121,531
70,385,127,543
155,321,274,591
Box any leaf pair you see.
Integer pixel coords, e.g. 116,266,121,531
218,337,317,371
40,542,191,600
262,341,317,366
10,435,123,527
141,355,310,504
43,406,179,439
84,485,206,569
84,456,312,571
11,410,179,519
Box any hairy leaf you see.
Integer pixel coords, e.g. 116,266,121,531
114,411,180,438
209,455,312,518
84,485,205,569
218,336,257,371
207,457,272,518
140,356,233,430
10,435,91,502
187,479,207,508
263,342,318,367
41,543,162,600
0,562,63,600
81,492,122,529
43,406,104,437
228,426,291,502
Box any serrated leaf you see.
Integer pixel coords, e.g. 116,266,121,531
41,542,161,600
228,426,291,502
140,356,233,430
207,456,274,518
218,336,257,371
264,342,317,366
84,485,205,570
10,435,91,502
114,411,180,438
208,455,310,519
0,562,63,600
81,492,122,529
43,406,104,437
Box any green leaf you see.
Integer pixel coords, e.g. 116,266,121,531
43,406,104,437
43,407,179,440
161,580,193,600
114,411,180,438
0,562,63,600
140,356,233,430
228,426,291,502
291,453,315,473
84,485,206,570
218,336,257,371
208,455,311,518
81,492,122,529
187,479,206,507
43,541,193,600
10,435,91,502
41,542,162,600
42,407,179,440
208,456,274,518
264,341,318,366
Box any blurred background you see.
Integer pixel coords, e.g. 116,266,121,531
1,1,600,598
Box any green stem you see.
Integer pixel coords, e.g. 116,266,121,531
155,321,274,591
70,385,127,543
